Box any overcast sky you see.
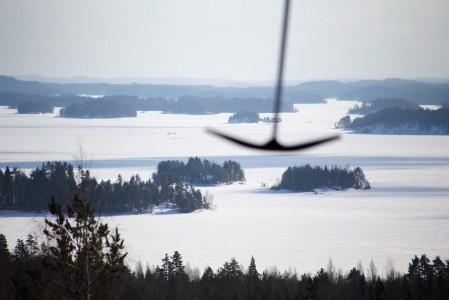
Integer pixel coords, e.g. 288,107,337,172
1,0,448,84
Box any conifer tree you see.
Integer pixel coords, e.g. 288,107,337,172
247,256,260,280
171,251,188,281
43,195,127,300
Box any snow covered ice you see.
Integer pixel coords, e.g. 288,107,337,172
1,100,448,275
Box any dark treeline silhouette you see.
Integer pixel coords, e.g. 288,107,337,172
228,111,261,123
97,95,296,115
0,91,296,117
338,107,449,134
272,164,371,192
348,98,420,114
17,101,53,114
154,157,245,186
2,227,449,299
60,100,137,118
0,92,88,108
0,158,240,214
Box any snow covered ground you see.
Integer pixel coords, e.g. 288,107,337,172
1,100,448,275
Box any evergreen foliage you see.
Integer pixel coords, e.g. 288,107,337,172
0,159,222,214
0,91,297,116
2,226,449,299
338,107,449,134
228,111,261,123
348,98,419,114
41,196,127,299
17,101,53,114
273,164,371,192
60,100,137,118
154,157,245,186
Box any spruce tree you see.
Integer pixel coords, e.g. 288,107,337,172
247,256,260,280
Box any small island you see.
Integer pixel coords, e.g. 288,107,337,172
272,164,371,192
154,157,245,185
228,111,260,123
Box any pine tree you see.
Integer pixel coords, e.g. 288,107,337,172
0,234,9,257
171,251,187,281
43,195,127,299
0,233,13,300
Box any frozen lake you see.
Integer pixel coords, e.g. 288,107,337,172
1,100,448,275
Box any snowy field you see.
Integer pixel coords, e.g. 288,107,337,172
1,100,449,275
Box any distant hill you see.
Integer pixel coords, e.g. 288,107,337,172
0,76,65,96
1,76,449,105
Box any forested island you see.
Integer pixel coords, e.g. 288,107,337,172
60,100,137,118
228,111,261,123
17,101,53,114
337,107,449,135
154,157,245,185
272,164,371,192
348,98,420,114
0,158,244,214
1,199,447,299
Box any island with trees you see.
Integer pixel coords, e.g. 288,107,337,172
228,111,261,123
337,107,449,135
348,98,420,114
60,100,137,118
272,164,371,192
154,157,245,186
17,101,53,114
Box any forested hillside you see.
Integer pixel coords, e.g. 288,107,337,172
348,98,420,114
338,107,449,135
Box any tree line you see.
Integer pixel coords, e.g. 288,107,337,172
348,98,419,115
1,195,448,300
17,101,53,114
60,100,137,118
272,164,371,192
0,158,245,214
0,92,297,118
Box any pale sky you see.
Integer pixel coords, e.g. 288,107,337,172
1,0,448,83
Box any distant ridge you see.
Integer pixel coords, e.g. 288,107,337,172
0,76,65,96
1,75,449,104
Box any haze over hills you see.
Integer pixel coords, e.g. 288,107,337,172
1,75,449,105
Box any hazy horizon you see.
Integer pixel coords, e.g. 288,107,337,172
1,0,449,82
6,74,449,87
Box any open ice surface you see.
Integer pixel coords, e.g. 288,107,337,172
1,100,448,275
